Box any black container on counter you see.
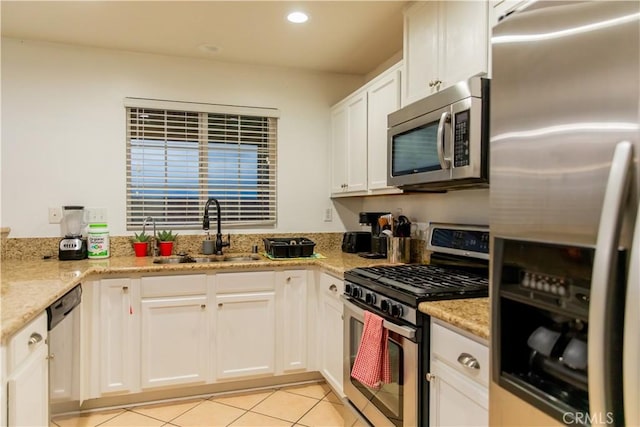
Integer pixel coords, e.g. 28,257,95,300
263,237,316,258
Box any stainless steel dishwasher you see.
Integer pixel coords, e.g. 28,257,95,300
47,284,82,415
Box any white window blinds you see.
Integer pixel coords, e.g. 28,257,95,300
126,100,277,230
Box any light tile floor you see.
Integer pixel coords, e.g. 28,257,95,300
51,382,345,427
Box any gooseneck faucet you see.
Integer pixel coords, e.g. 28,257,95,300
142,216,159,256
203,198,230,255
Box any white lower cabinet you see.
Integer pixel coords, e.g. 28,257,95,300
429,321,488,427
215,271,276,380
5,312,48,427
98,278,138,395
80,268,337,404
318,272,344,396
140,274,210,388
278,270,308,373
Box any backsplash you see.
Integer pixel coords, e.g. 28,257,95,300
2,233,345,261
2,232,428,263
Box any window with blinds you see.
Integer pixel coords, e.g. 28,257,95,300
126,100,277,230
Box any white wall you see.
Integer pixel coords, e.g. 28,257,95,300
333,188,490,233
1,38,364,237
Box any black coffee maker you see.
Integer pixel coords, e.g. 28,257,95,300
357,211,390,259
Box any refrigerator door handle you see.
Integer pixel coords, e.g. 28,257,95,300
588,140,634,425
624,198,640,426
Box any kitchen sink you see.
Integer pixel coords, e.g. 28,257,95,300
153,254,262,264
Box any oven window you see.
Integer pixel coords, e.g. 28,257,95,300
349,318,404,427
391,121,442,176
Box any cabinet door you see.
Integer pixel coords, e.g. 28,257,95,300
367,67,402,192
330,104,348,194
440,1,489,88
216,292,276,379
403,1,440,106
140,295,209,388
346,91,368,193
429,359,488,427
100,278,136,394
6,343,48,427
280,271,308,372
319,274,344,395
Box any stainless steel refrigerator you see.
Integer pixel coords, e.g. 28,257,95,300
490,1,639,426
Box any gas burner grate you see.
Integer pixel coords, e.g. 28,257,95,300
350,264,488,297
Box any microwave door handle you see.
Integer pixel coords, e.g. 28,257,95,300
436,111,451,169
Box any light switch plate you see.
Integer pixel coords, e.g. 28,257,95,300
48,207,62,224
87,207,107,223
324,207,333,222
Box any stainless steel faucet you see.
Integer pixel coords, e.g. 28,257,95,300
142,216,159,256
203,198,230,255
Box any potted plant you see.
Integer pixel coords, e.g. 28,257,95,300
131,231,151,257
157,230,177,256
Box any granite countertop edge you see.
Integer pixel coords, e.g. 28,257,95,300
0,252,384,343
418,298,490,340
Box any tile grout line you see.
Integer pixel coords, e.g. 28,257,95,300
128,398,209,426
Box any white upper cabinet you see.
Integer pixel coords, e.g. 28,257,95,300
331,90,368,196
403,1,489,106
330,61,403,197
367,66,402,193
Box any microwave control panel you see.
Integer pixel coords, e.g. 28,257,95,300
453,109,470,167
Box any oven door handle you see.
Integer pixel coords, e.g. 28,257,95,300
340,295,417,340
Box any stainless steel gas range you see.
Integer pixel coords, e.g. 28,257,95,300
342,223,490,427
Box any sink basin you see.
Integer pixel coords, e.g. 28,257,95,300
152,257,191,264
153,254,262,264
221,254,262,262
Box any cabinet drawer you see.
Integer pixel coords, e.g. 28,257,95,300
431,321,489,386
319,273,343,300
141,274,207,297
8,312,47,371
216,271,275,293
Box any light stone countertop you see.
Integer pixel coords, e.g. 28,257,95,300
1,250,390,343
418,298,490,340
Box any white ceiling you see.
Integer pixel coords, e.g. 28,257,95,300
1,1,407,75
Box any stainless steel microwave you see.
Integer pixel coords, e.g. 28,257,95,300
387,76,490,191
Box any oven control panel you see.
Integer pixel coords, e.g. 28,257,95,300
345,282,416,325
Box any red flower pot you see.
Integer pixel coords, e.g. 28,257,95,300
133,242,148,257
159,241,174,256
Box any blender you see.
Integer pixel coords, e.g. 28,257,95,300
58,206,88,260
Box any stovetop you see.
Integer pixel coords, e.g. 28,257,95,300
343,224,490,323
347,264,489,298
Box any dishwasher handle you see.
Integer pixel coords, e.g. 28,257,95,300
47,284,82,330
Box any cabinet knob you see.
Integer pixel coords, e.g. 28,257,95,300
47,354,55,360
329,284,338,293
122,286,129,292
426,372,436,382
286,277,292,283
218,303,223,308
28,333,43,347
201,304,206,309
457,352,480,370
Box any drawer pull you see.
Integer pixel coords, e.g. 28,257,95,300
28,333,43,347
329,284,338,293
457,352,480,370
426,372,436,382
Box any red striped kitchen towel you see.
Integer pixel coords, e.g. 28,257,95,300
350,311,391,389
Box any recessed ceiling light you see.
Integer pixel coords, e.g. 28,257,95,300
198,44,220,54
287,11,308,24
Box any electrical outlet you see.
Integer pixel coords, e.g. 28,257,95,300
323,207,333,222
87,208,107,223
48,207,62,224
